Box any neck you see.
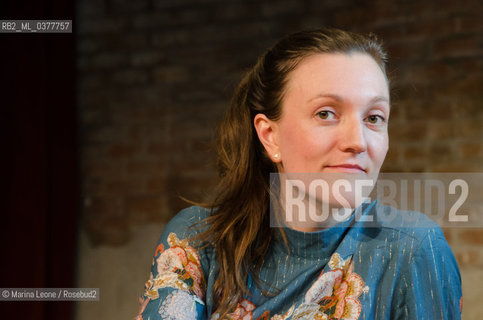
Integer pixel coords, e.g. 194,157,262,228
281,206,354,232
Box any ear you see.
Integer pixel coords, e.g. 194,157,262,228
254,113,282,163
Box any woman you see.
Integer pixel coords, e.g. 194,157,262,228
136,28,462,320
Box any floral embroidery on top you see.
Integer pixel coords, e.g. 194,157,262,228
159,290,199,320
143,233,206,304
292,253,368,320
231,299,256,320
212,253,367,320
255,305,294,320
211,299,294,320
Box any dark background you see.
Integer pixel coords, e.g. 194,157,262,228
0,0,77,319
1,0,482,319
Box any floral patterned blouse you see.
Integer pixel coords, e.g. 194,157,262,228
136,200,462,320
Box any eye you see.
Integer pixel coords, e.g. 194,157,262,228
316,110,336,120
365,114,385,124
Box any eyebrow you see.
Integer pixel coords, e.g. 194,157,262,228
308,93,390,104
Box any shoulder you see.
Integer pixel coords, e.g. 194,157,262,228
161,205,211,240
371,202,446,244
371,203,460,276
150,205,213,280
139,206,212,315
358,202,456,263
359,203,462,317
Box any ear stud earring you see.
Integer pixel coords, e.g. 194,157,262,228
274,153,280,160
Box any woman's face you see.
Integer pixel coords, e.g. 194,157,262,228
273,53,390,178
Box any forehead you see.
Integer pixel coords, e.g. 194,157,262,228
283,53,389,103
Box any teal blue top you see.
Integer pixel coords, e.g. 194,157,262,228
136,200,462,320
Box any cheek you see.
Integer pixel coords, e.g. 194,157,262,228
368,132,389,161
278,126,325,169
285,128,326,154
278,123,306,152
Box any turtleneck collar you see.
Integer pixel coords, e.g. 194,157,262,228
271,200,377,259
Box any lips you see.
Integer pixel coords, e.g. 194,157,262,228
324,164,366,173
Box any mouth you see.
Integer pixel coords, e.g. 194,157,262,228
324,164,367,173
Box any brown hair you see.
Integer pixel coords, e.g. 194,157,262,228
196,27,388,318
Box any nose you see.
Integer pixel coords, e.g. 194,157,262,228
338,117,367,154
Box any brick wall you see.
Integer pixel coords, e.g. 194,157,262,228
77,0,482,304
